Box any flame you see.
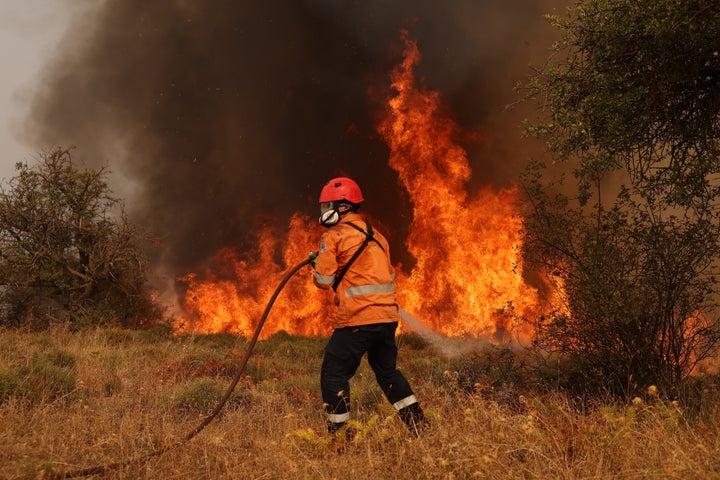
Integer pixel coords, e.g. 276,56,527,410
378,31,541,340
175,31,550,341
176,214,334,338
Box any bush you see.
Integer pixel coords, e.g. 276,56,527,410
522,0,720,396
448,345,542,407
0,369,25,401
171,378,225,415
0,147,164,329
21,354,78,402
0,331,78,404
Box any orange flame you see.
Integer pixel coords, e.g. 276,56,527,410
175,31,548,341
378,31,541,340
176,214,334,338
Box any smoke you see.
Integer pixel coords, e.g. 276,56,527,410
25,0,562,285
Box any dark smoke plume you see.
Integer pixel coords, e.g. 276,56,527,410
26,0,561,287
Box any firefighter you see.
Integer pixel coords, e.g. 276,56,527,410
311,176,426,436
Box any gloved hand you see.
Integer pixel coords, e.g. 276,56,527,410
308,251,319,268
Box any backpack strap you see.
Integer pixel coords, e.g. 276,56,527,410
331,223,383,291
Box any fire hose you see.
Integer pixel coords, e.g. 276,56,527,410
49,255,316,479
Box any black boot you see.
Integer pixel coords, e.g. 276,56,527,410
398,402,426,436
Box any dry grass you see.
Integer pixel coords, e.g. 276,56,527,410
2,326,720,479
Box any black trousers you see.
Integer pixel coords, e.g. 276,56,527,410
321,321,415,419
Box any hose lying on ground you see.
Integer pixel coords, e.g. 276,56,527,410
49,256,314,479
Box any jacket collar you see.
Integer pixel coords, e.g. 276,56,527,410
338,212,363,226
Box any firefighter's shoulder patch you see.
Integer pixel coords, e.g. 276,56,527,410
319,241,327,253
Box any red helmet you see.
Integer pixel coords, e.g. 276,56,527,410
319,177,364,204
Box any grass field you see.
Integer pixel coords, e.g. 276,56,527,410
2,325,720,479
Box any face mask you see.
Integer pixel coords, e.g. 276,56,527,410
319,201,349,227
319,208,340,227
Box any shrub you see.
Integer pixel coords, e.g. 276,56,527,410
0,148,164,329
449,345,540,407
171,378,225,415
0,369,25,402
20,353,77,402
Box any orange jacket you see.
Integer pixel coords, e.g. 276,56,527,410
313,213,399,328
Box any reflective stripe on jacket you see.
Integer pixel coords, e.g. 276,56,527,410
313,213,399,328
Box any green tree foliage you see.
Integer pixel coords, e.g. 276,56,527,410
523,0,720,396
0,148,163,328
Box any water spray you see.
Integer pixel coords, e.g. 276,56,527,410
49,255,315,479
399,308,491,359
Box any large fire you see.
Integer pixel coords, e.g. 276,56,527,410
175,31,546,341
176,214,332,337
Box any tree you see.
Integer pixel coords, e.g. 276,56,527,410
522,0,720,396
0,148,162,328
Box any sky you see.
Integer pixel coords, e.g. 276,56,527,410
0,0,82,183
